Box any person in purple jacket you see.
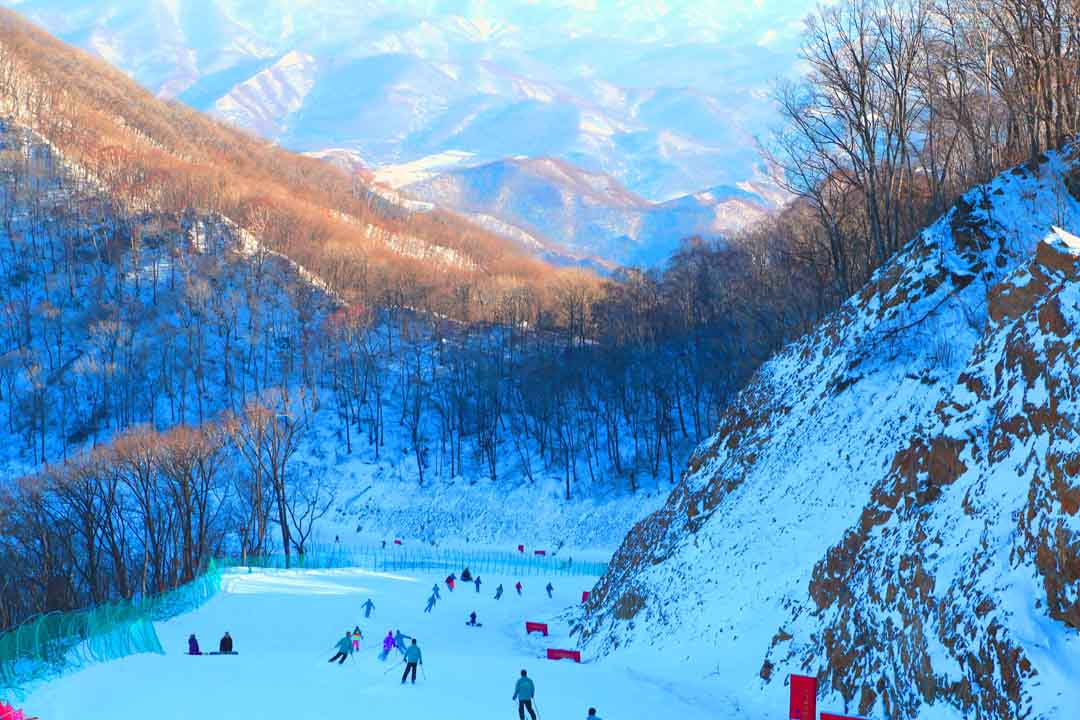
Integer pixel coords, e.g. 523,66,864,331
187,634,201,655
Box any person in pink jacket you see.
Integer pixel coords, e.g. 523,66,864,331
379,630,395,660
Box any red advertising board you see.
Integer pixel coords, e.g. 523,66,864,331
821,714,863,720
789,675,817,720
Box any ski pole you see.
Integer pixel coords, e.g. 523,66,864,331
420,664,427,680
383,660,404,675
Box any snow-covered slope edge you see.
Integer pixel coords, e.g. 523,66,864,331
578,150,1080,719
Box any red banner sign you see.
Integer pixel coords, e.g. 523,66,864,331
821,714,863,720
789,675,817,720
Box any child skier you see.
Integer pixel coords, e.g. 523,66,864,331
380,631,395,661
474,576,482,593
351,626,363,651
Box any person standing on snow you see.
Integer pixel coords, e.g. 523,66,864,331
586,708,602,719
432,583,441,600
328,631,353,664
380,631,395,661
362,598,375,618
515,581,523,596
545,582,554,599
218,632,233,654
187,634,201,655
512,669,537,720
474,576,482,593
495,584,504,600
401,639,423,684
424,594,437,613
351,626,363,651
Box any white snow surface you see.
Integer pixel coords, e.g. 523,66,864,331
19,568,733,720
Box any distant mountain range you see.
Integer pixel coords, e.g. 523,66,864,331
4,0,808,265
399,156,778,266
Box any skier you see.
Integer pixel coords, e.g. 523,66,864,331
494,584,504,600
380,631,395,661
187,634,201,655
394,629,412,655
432,583,441,600
512,669,537,720
474,576,482,593
362,598,375,618
515,581,523,596
401,639,423,684
218,631,233,654
545,582,554,599
351,626,363,651
586,708,602,720
446,574,456,591
424,593,437,613
466,611,479,626
328,631,353,664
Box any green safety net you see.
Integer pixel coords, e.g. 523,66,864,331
223,545,608,578
0,560,222,699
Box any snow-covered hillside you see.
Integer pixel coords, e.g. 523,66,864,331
579,150,1080,718
0,121,663,555
402,157,776,266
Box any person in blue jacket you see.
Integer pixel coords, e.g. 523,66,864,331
401,639,423,684
513,669,537,720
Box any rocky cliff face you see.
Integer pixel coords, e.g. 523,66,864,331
579,149,1080,719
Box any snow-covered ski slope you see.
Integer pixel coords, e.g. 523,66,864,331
21,568,731,719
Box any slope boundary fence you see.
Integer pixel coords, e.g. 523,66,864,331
220,545,607,577
0,561,222,699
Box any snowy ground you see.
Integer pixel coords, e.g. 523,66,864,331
21,568,734,720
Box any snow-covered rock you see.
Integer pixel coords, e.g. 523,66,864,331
580,150,1080,719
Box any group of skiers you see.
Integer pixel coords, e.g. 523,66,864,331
317,571,604,713
442,569,554,602
186,631,235,655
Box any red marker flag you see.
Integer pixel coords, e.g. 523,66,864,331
789,675,817,720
